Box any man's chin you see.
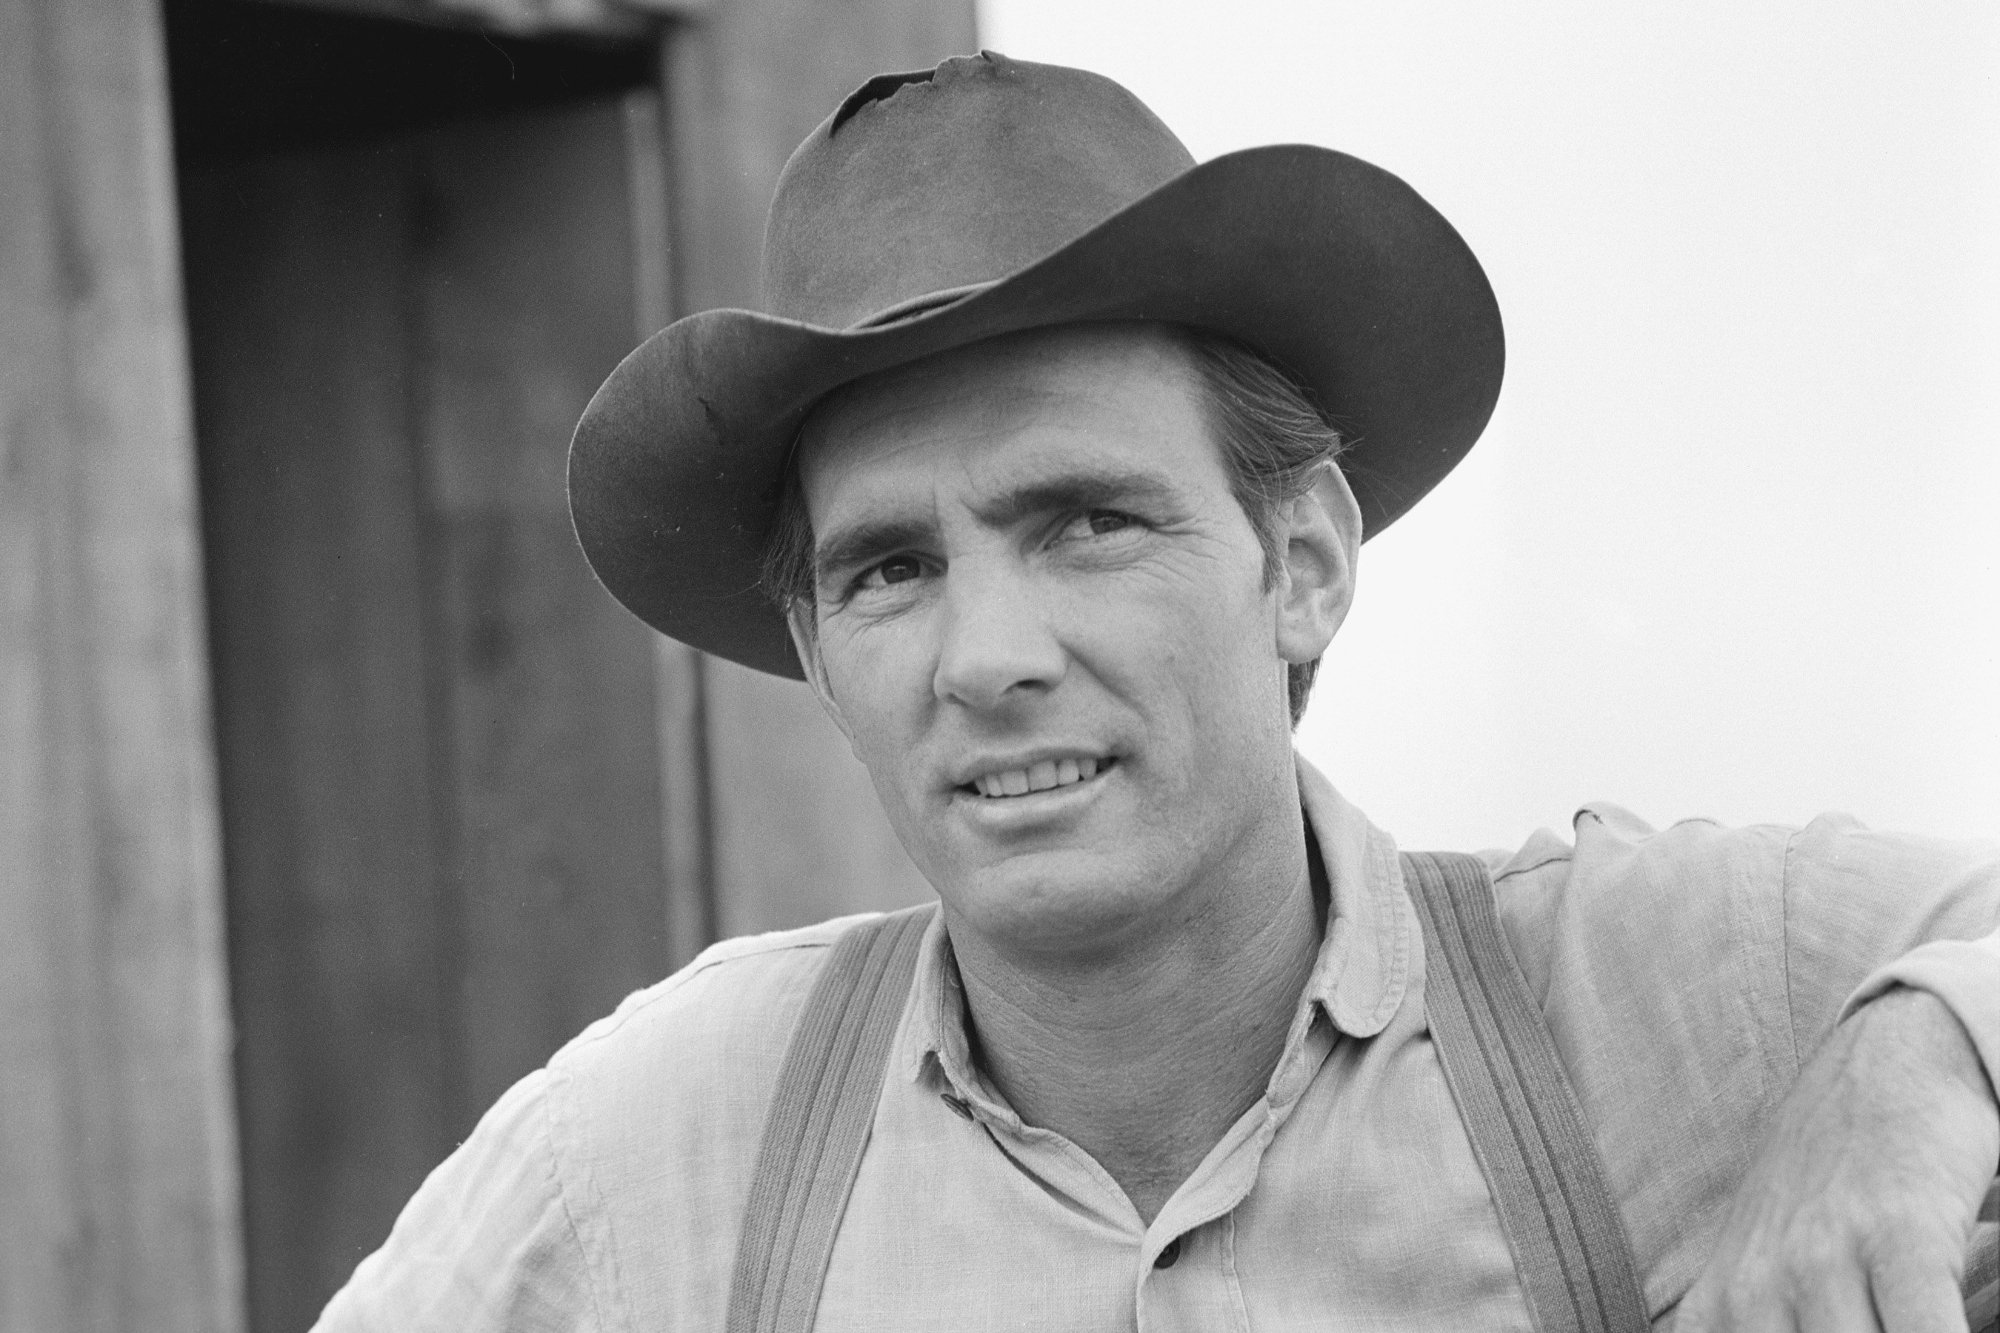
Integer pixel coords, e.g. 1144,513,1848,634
933,852,1177,961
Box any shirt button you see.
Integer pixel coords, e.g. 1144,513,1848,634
939,1093,974,1121
1153,1236,1182,1269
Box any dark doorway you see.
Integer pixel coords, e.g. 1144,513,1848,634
168,5,671,1327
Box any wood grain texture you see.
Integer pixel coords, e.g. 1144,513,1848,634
661,0,977,937
0,1,246,1331
183,95,670,1330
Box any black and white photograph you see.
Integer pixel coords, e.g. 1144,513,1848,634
4,1,1995,1330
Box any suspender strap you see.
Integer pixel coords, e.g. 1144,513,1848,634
725,904,935,1333
1401,850,1650,1333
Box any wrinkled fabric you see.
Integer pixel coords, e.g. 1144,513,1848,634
315,759,2000,1332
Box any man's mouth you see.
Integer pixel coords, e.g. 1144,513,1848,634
963,756,1114,799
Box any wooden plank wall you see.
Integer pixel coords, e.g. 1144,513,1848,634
0,1,246,1331
181,95,669,1330
660,0,979,937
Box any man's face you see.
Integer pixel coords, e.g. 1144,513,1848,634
791,323,1323,960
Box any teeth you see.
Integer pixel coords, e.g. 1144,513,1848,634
969,757,1108,799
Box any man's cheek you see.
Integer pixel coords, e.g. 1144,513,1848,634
824,626,924,718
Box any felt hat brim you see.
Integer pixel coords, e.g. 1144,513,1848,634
568,142,1504,679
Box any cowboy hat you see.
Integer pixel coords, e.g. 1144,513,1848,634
568,51,1504,678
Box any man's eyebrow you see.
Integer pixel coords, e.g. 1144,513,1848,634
810,467,1186,583
812,516,937,585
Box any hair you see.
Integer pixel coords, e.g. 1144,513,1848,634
760,325,1348,725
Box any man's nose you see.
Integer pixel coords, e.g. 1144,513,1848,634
931,563,1066,710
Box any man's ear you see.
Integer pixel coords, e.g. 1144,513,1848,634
1273,462,1362,666
786,602,857,748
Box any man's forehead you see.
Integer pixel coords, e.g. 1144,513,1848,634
793,321,1214,499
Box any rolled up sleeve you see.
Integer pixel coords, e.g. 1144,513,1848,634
1839,935,2000,1098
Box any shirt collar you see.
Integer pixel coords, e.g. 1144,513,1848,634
898,753,1415,1098
1293,754,1414,1038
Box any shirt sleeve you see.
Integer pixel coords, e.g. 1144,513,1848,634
310,1066,601,1333
1780,814,2000,1095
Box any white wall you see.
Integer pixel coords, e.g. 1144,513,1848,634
979,0,2000,848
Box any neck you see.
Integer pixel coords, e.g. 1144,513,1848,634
945,803,1323,1225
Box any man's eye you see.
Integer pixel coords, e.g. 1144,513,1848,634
1049,509,1139,546
1062,510,1136,541
1085,511,1131,536
863,555,924,587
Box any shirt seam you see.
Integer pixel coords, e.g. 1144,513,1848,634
1491,851,1573,885
1779,825,1802,1072
541,1066,611,1333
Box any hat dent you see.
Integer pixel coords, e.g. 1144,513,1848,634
761,53,1196,330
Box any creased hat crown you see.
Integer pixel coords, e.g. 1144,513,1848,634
761,52,1197,328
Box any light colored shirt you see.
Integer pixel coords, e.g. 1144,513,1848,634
314,759,2000,1332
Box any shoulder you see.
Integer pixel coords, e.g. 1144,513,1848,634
1480,802,1795,1002
1485,801,1793,894
1488,803,1998,902
318,915,893,1332
530,913,898,1323
1778,812,2000,903
546,912,877,1115
1484,806,1999,973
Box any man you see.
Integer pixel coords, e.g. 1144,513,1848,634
317,53,1998,1331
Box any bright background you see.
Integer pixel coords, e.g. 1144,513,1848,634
978,0,2000,849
